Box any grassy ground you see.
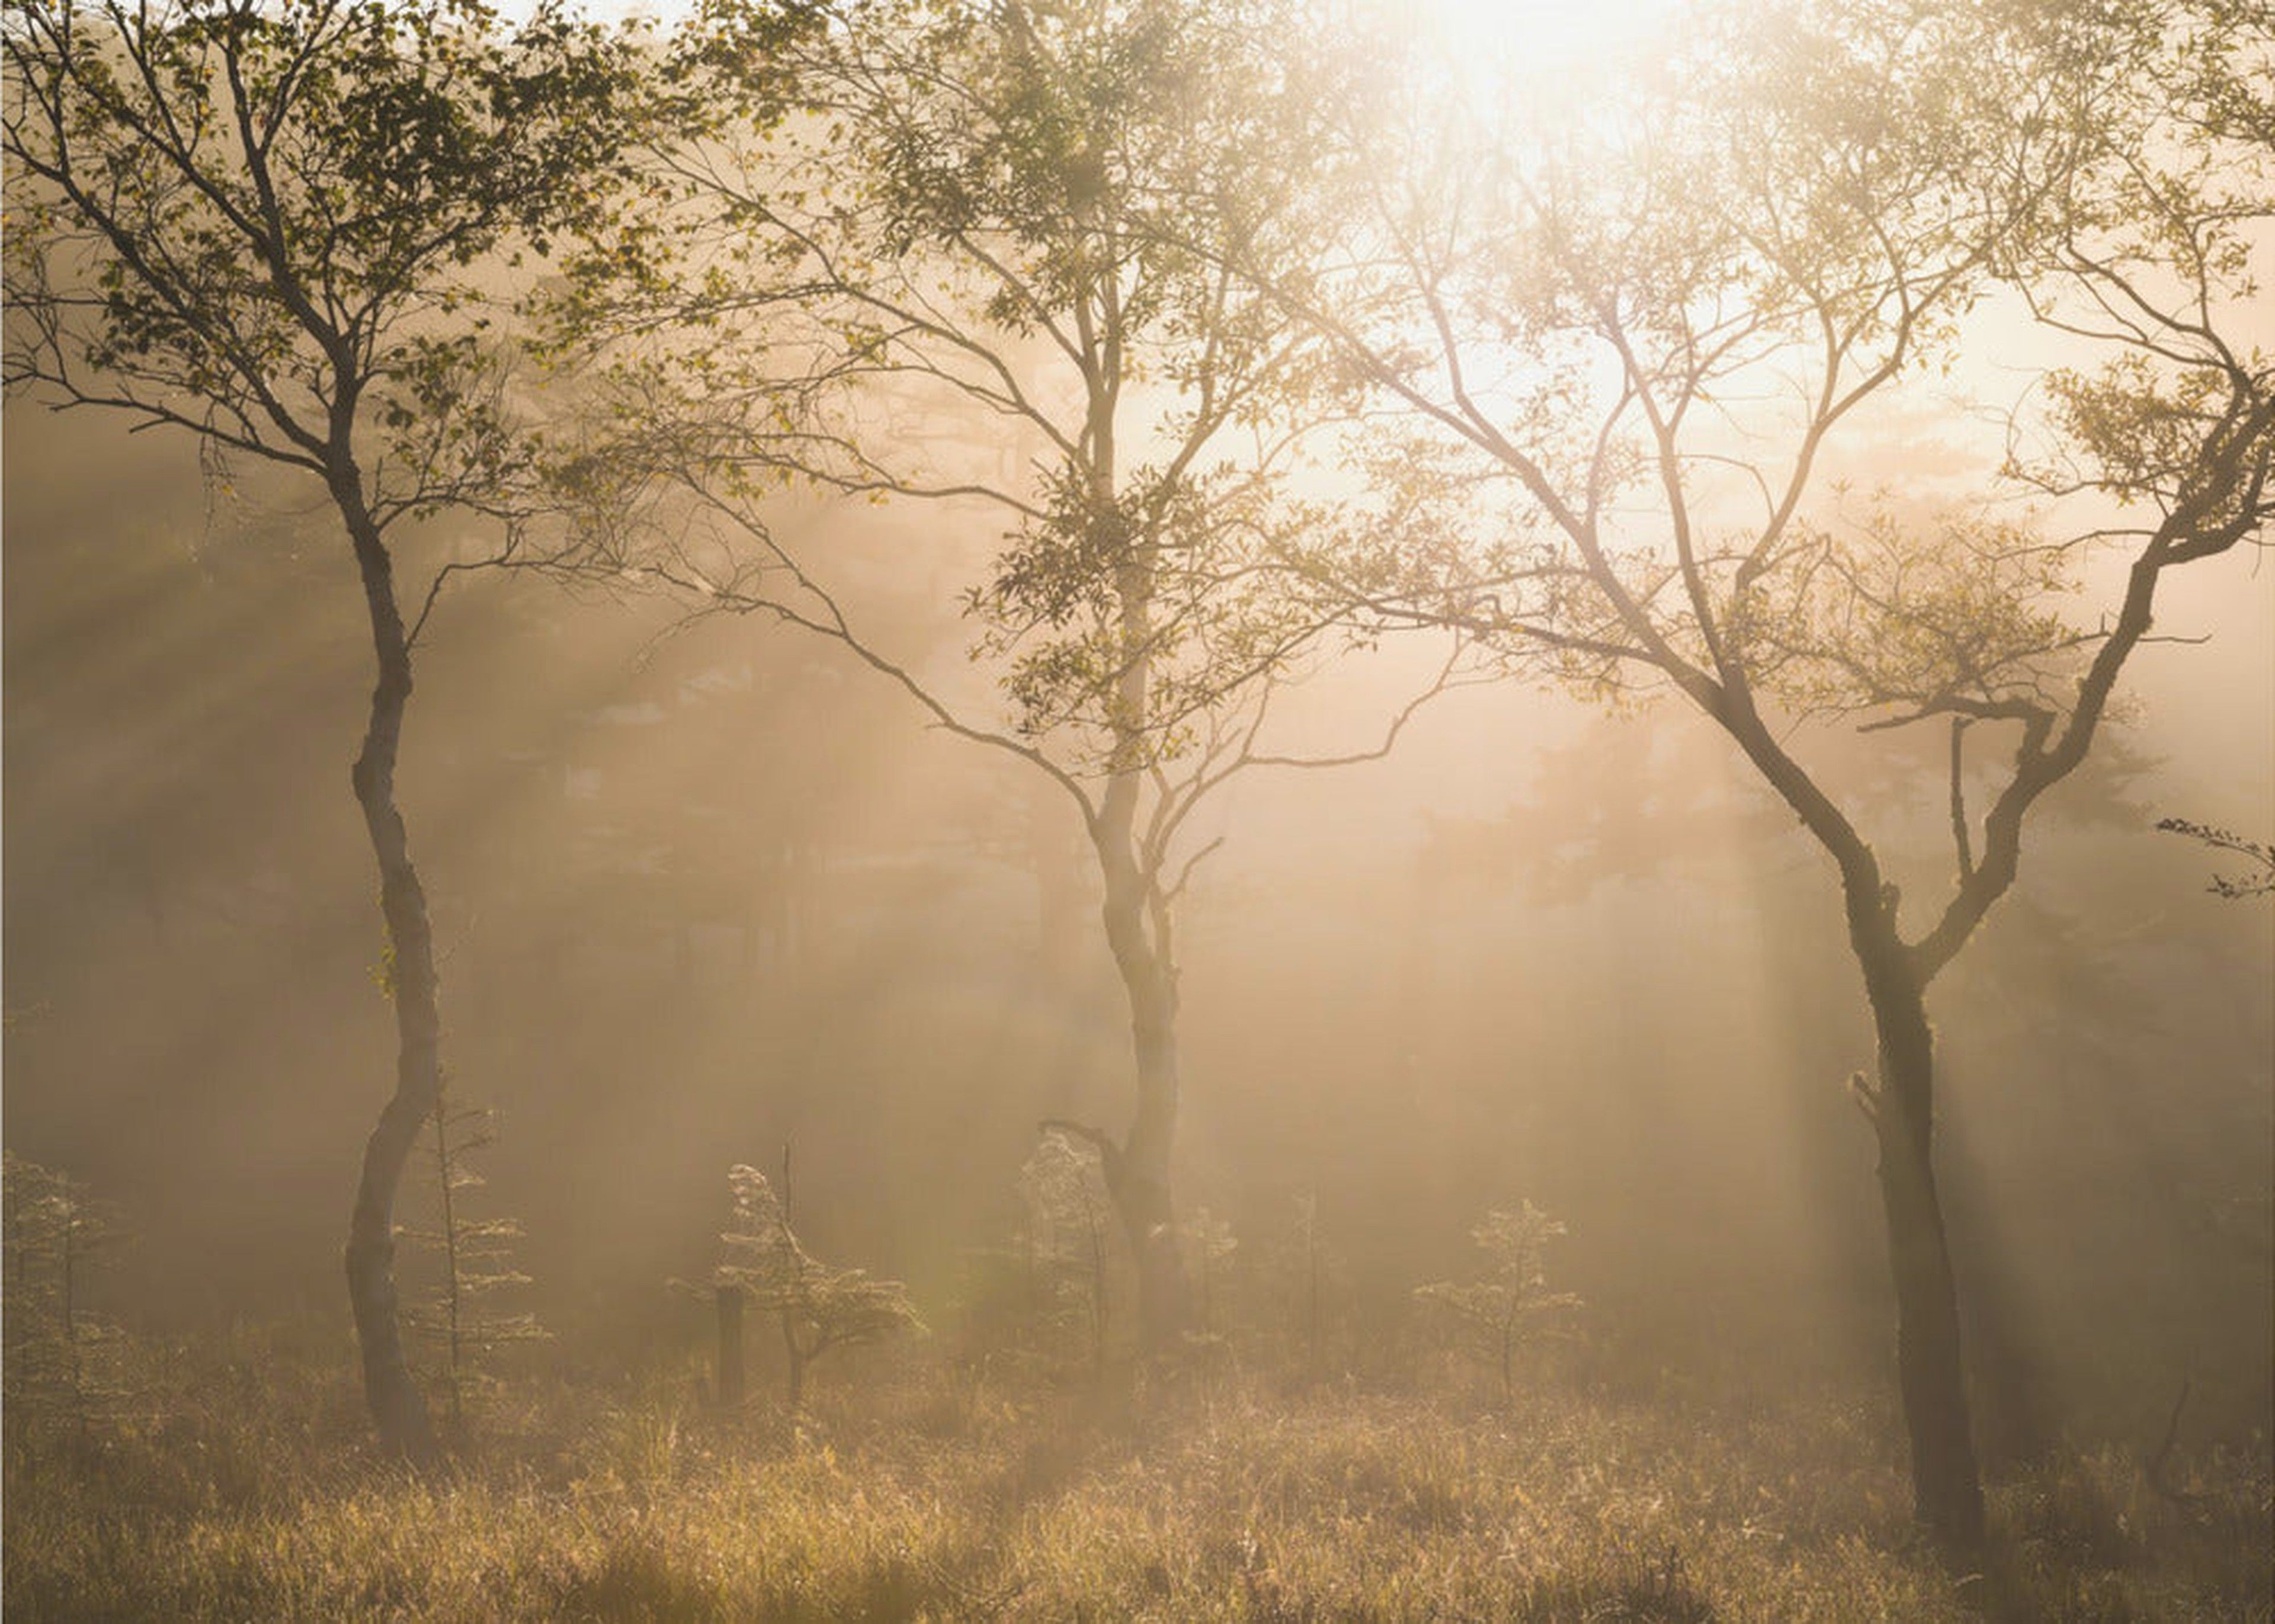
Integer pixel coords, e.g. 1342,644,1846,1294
5,1338,2269,1622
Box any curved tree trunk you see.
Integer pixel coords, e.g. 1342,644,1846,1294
335,468,443,1465
1854,911,1985,1552
1723,708,1988,1551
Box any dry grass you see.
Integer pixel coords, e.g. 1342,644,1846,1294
5,1339,2269,1622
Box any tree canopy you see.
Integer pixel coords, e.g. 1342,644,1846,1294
542,0,1469,1346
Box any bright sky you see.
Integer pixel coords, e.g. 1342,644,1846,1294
1411,0,1687,67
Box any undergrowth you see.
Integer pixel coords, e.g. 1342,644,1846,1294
4,1337,2268,1622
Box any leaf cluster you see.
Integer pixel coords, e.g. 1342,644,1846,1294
550,0,1394,782
4,0,648,518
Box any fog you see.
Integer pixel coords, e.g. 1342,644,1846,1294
7,385,2268,1450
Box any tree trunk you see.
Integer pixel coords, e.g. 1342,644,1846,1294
1856,921,1985,1552
1305,1212,1322,1383
716,1286,746,1408
434,1100,465,1442
780,1312,806,1411
1100,897,1192,1353
335,466,443,1466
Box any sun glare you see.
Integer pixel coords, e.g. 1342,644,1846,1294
1407,0,1687,93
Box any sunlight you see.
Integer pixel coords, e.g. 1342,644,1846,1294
1407,0,1688,85
6,0,2268,1609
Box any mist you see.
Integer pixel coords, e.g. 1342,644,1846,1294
5,0,2271,1616
9,386,2268,1416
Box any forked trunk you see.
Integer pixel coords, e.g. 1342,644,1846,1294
1857,925,1985,1552
336,468,443,1465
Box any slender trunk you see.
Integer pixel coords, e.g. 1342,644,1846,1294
1305,1210,1321,1383
778,1150,809,1411
62,1193,82,1439
1854,912,1985,1552
1084,1198,1108,1380
1100,885,1191,1351
5,1177,20,1297
335,464,443,1465
1081,338,1193,1353
434,1101,464,1440
780,1312,806,1411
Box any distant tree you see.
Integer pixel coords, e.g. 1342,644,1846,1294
1264,0,2270,1548
400,1084,547,1443
1264,1191,1342,1385
1415,1202,1581,1401
1177,1205,1237,1360
3,0,640,1460
712,1163,922,1411
1018,1126,1117,1379
546,0,1466,1351
1,1152,134,1442
2155,818,2275,901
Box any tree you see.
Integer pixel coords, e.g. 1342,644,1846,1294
1263,1191,1344,1385
3,0,639,1459
547,0,1463,1350
712,1162,922,1411
1264,0,2270,1548
1017,1126,1118,1379
400,1084,547,1443
1415,1202,1581,1401
1178,1204,1236,1356
1,1151,134,1443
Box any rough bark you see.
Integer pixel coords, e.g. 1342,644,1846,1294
335,466,443,1466
1853,900,1985,1553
